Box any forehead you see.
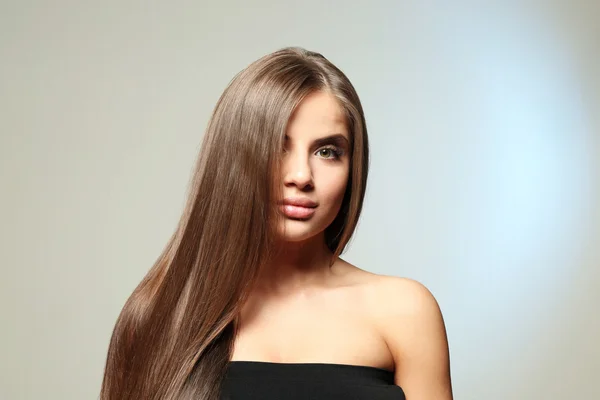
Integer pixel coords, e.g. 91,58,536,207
286,91,348,139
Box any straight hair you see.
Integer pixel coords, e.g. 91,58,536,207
100,46,370,400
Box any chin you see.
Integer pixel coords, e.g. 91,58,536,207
277,219,327,243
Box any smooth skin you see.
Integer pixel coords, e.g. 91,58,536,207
231,91,453,400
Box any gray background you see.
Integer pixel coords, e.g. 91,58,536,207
1,1,598,399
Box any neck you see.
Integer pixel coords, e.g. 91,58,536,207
255,233,336,296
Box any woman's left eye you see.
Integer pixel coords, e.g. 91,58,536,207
317,146,343,160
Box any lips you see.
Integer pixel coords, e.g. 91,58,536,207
279,197,317,219
281,197,317,208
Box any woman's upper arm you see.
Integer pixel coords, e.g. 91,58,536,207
378,277,453,400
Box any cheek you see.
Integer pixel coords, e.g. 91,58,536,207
320,169,349,205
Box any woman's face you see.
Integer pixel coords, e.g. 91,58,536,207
274,90,350,243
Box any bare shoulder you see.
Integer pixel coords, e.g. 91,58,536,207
335,261,452,397
334,259,441,317
374,275,443,318
365,274,448,353
362,274,453,399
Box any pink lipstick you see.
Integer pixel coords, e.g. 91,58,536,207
279,197,317,219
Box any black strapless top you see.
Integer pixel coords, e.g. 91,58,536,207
220,361,406,399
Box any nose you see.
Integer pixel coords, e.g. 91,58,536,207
283,151,313,190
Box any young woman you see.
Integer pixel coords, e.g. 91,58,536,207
100,47,453,400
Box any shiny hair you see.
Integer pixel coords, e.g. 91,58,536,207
100,46,369,400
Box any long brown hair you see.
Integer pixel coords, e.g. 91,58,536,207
100,46,370,400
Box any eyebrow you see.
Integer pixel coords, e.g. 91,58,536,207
284,133,350,148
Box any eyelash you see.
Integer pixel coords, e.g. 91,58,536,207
281,145,345,161
317,145,344,161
